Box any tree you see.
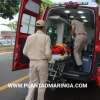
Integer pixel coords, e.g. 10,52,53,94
96,0,100,4
0,0,19,19
40,0,52,15
0,0,52,20
5,21,17,31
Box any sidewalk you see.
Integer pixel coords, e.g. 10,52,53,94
0,52,12,55
0,46,14,55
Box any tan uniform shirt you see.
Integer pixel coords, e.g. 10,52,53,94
71,19,87,35
23,30,52,60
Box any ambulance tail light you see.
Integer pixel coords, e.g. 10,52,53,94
95,53,100,87
13,44,20,66
95,53,100,68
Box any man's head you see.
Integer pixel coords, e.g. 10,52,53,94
36,19,45,30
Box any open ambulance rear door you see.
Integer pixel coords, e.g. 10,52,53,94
12,0,41,71
95,11,100,86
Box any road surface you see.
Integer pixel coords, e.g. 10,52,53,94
0,53,100,100
0,53,28,100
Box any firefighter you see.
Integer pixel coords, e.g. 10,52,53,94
71,17,87,71
23,19,52,100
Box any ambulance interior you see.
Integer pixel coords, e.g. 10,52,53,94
46,7,95,75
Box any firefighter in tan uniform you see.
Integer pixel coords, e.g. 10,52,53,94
23,20,52,100
71,18,87,71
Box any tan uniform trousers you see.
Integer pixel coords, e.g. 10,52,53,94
74,35,87,66
25,60,48,100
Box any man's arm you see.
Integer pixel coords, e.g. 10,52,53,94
45,36,52,60
71,20,76,37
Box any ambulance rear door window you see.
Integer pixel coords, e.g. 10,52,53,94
20,13,36,34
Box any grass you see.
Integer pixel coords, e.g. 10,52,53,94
0,46,14,53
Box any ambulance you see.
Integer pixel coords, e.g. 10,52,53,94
12,0,100,86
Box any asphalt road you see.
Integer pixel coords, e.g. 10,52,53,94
0,53,28,85
0,53,100,100
0,53,28,100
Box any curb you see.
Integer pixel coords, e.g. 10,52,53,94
0,52,13,55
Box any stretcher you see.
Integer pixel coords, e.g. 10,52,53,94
48,55,70,83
